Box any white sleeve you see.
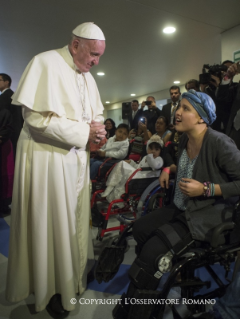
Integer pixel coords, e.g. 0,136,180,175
23,106,90,149
129,160,139,169
146,154,164,170
105,142,129,159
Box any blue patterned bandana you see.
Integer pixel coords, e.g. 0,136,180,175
182,90,216,125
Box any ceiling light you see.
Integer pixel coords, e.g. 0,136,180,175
174,81,180,84
131,94,136,96
105,101,110,104
97,72,105,76
163,27,176,34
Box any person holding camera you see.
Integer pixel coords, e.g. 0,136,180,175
200,60,238,133
224,62,240,149
140,96,161,134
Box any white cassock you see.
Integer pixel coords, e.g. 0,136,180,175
6,46,104,312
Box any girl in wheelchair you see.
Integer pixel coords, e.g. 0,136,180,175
100,135,164,205
112,89,240,319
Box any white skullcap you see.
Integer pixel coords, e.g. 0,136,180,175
72,22,105,40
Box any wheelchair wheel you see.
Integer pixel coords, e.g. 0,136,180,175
147,193,164,213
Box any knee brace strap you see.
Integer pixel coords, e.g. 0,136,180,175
129,260,160,290
155,223,194,255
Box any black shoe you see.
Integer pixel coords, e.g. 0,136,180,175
46,294,70,319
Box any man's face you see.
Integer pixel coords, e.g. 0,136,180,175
0,76,9,92
131,102,139,112
170,89,181,103
70,39,105,73
186,83,198,91
146,96,155,109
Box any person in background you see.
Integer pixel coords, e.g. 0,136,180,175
101,135,164,203
0,108,14,214
104,118,116,139
161,86,181,129
129,116,152,142
90,123,129,180
129,100,142,130
154,116,172,144
0,73,23,159
185,79,200,92
141,96,161,134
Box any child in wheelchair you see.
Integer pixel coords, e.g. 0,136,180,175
90,123,129,180
100,135,164,205
110,90,240,319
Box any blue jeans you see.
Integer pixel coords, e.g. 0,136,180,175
213,268,240,319
90,158,104,180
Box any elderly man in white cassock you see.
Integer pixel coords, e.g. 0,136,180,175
6,22,106,318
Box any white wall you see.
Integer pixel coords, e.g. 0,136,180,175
104,85,186,119
221,24,240,82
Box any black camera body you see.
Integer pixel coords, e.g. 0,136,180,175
199,64,228,84
144,101,152,106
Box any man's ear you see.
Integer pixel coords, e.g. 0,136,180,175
71,39,80,54
199,118,204,124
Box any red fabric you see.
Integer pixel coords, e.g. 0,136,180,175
1,139,14,199
128,153,141,162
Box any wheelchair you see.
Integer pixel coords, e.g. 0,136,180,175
95,193,240,319
91,157,121,193
91,165,164,241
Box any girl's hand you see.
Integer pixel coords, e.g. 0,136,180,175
178,178,203,197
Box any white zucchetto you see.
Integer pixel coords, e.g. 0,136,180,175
72,22,105,40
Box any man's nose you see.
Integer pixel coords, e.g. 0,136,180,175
93,57,100,65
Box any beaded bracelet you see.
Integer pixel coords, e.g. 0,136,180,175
203,181,211,197
163,167,171,174
203,181,215,197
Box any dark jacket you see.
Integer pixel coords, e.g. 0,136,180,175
0,89,23,158
142,108,161,134
0,89,14,110
225,83,240,149
176,128,240,241
161,102,172,124
129,109,143,130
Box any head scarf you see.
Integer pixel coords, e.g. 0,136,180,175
72,22,105,40
182,90,216,125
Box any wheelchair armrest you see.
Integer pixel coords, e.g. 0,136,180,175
210,221,235,248
141,167,153,171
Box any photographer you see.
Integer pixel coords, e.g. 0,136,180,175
224,63,240,149
199,61,238,132
141,96,161,134
213,61,239,133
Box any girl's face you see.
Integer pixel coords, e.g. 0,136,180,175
147,146,161,158
174,98,202,132
155,118,167,133
105,121,113,130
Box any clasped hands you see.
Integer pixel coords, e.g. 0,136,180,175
89,120,106,144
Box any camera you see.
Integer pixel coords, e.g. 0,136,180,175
140,118,146,124
144,101,152,106
199,64,228,85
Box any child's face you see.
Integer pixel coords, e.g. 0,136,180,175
147,146,161,158
115,128,128,141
